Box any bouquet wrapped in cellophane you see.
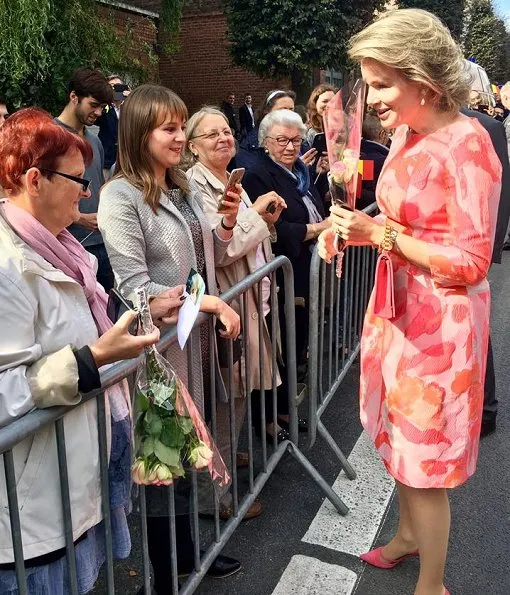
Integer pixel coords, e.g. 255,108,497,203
132,287,230,488
323,79,367,277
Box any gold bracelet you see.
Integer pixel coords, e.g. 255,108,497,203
379,221,398,252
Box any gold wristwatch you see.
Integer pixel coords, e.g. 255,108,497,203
379,221,398,252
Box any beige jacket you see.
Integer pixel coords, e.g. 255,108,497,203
187,162,280,394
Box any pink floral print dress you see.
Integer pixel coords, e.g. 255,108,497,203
360,115,502,488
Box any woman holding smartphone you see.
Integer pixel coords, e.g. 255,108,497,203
185,107,293,456
98,85,243,592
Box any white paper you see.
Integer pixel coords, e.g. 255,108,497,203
177,271,206,349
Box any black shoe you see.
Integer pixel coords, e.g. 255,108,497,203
267,428,291,444
480,419,496,438
253,425,291,443
178,552,241,579
278,416,309,433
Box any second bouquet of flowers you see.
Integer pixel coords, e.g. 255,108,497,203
131,287,230,488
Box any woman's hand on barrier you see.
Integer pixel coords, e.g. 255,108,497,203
300,148,318,166
318,227,339,264
329,204,382,246
150,285,186,327
216,300,241,340
90,311,160,368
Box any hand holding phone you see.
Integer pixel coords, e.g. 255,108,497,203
312,132,327,155
218,168,245,211
107,288,139,335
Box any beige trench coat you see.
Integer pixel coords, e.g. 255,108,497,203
187,162,281,396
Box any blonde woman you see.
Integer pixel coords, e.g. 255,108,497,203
98,85,243,591
319,10,501,595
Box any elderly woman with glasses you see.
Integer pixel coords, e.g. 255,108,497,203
185,106,291,454
243,110,331,382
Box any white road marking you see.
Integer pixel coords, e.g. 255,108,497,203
270,555,357,595
302,431,395,556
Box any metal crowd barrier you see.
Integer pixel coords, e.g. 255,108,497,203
306,203,379,513
0,255,346,595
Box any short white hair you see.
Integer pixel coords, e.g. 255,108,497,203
259,109,306,146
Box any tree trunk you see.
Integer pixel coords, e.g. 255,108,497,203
291,68,313,106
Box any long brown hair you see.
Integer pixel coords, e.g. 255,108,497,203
306,84,337,133
115,84,189,211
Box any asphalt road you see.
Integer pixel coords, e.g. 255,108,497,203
94,252,510,595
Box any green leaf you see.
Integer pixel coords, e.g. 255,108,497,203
145,409,163,436
149,381,176,408
178,416,194,435
142,436,156,458
169,461,185,477
160,417,186,449
136,390,149,413
154,439,181,468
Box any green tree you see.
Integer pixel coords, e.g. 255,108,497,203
0,0,158,114
464,0,509,82
398,0,465,39
223,0,385,96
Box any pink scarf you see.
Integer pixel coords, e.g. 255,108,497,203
2,201,132,422
2,201,112,335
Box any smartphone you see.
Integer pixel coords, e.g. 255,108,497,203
219,168,245,211
107,288,139,335
312,132,327,156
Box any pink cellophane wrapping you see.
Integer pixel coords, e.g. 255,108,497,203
174,375,231,487
323,80,367,277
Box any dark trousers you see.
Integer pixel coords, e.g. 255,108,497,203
483,334,498,422
86,243,114,293
147,514,194,592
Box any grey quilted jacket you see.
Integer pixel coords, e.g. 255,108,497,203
98,176,231,414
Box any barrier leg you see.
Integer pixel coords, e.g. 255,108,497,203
286,442,349,516
317,420,357,480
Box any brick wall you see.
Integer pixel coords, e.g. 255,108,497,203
158,10,292,114
102,0,294,113
98,3,159,80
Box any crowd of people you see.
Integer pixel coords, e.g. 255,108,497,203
0,6,509,595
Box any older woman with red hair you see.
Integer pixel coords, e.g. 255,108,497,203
0,108,176,593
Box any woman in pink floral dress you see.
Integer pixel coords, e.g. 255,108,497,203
319,9,501,595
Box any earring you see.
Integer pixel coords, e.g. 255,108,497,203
420,96,426,106
192,152,198,158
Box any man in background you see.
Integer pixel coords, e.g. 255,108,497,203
220,92,239,137
239,93,255,139
96,81,130,177
55,67,115,292
462,103,510,437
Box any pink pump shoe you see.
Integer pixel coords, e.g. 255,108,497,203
359,546,419,569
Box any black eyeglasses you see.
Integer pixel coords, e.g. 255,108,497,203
39,168,90,192
266,136,303,148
